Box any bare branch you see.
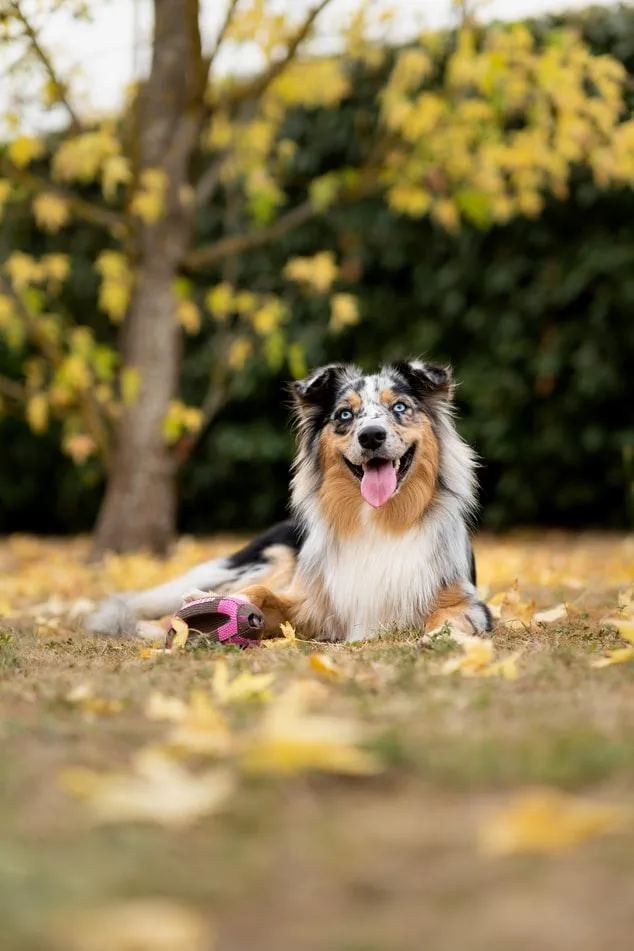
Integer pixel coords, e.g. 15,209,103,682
194,157,224,207
202,0,239,78
184,199,317,271
215,0,335,110
1,160,127,234
9,0,83,133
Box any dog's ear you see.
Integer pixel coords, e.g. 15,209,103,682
291,363,349,415
390,359,454,402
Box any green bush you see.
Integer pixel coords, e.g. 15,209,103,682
2,4,633,534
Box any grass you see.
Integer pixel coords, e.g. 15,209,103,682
1,530,634,950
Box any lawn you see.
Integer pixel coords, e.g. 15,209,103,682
1,531,634,951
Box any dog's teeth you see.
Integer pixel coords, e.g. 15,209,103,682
395,459,400,471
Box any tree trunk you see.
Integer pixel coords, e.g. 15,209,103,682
92,0,205,557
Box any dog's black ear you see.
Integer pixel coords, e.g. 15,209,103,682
391,359,454,402
291,363,349,414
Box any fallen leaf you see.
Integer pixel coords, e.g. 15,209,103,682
241,683,382,776
533,604,567,624
167,689,232,756
263,619,298,649
479,788,629,855
144,691,189,722
53,898,211,951
211,659,274,703
169,616,189,650
482,650,523,681
590,647,634,668
600,618,634,644
65,682,123,716
60,749,233,827
309,653,346,680
440,636,495,676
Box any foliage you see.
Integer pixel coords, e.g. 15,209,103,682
1,4,634,532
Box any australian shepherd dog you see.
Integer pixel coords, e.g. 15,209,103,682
87,360,492,643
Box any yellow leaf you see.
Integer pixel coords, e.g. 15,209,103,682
26,393,49,434
177,299,201,335
330,294,359,333
479,788,630,855
280,621,296,640
227,337,253,371
601,619,634,644
42,253,71,283
533,604,567,624
61,749,233,827
101,155,131,201
65,682,122,716
144,692,189,722
169,616,189,650
130,168,168,224
590,647,634,669
205,282,234,321
263,619,297,649
284,252,338,293
388,185,431,218
309,653,345,681
440,636,495,676
55,899,211,951
211,660,274,704
63,433,97,465
9,135,45,168
4,251,41,291
32,192,70,232
167,690,232,757
242,684,382,776
482,650,523,681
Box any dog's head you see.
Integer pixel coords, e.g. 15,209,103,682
292,360,454,523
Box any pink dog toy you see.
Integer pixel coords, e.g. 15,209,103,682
165,594,264,649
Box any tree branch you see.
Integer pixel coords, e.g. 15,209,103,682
202,0,239,78
9,0,83,133
194,156,224,207
183,199,317,270
215,0,335,110
1,160,127,234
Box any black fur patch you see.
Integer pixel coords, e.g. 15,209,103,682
226,519,305,570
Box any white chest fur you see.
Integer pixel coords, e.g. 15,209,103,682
299,506,461,642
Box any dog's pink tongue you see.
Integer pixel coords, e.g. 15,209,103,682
361,461,397,508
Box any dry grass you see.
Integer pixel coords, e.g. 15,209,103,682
1,530,634,951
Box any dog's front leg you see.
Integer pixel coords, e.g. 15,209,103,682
425,583,493,636
238,584,303,639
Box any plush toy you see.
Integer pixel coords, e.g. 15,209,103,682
165,594,264,649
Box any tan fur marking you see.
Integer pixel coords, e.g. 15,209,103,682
375,418,439,534
425,583,474,634
334,391,362,414
318,429,363,536
238,584,303,638
379,388,398,406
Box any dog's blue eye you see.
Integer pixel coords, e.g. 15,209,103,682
393,401,408,414
336,409,353,422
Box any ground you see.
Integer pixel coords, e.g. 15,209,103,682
1,530,634,951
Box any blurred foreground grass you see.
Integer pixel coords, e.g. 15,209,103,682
1,531,634,951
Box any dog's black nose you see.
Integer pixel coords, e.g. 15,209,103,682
358,425,387,451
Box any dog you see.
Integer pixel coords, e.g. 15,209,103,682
86,359,492,642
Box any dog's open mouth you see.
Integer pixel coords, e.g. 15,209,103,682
343,444,416,508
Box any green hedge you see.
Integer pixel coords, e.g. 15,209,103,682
1,4,634,534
